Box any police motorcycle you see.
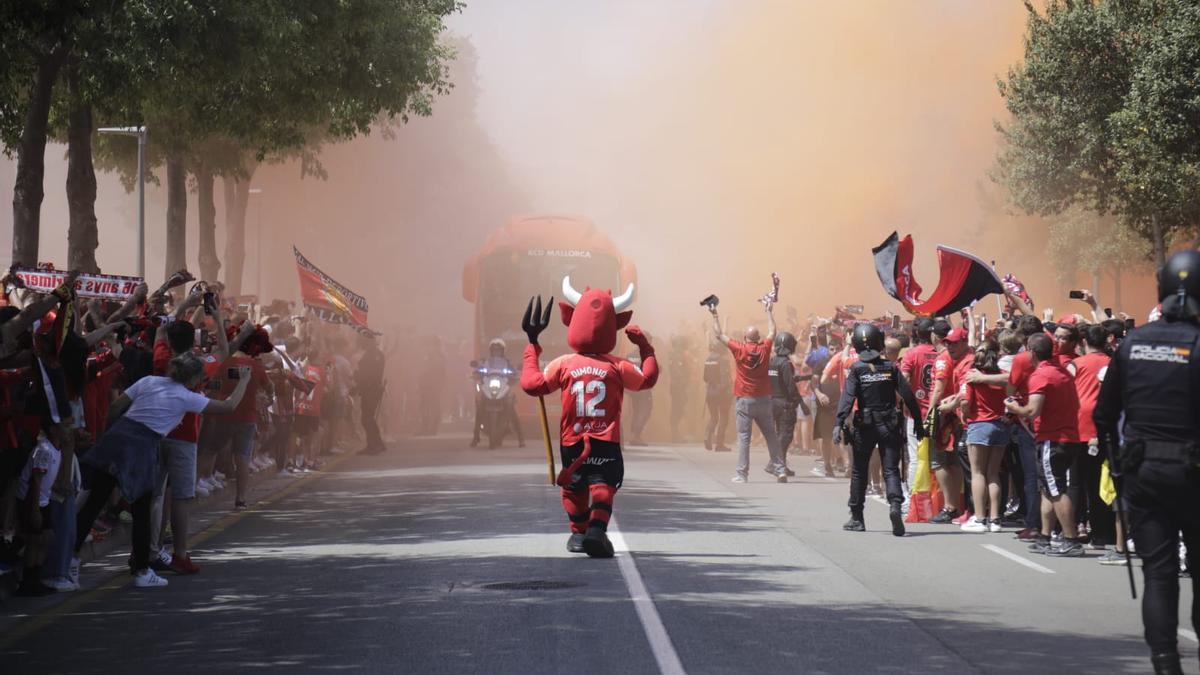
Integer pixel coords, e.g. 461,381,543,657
470,359,517,449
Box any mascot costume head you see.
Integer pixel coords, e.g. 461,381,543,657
559,276,634,355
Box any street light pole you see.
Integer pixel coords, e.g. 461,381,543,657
98,125,147,278
249,188,263,300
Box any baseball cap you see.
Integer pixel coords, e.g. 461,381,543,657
945,327,968,343
932,320,952,338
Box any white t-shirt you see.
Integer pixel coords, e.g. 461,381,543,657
123,375,212,435
332,354,352,396
17,436,62,508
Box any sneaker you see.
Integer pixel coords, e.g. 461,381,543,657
988,519,1003,533
1015,527,1041,542
783,467,796,477
68,557,80,586
209,476,225,491
214,470,227,481
169,555,201,575
960,516,987,533
1050,531,1064,547
928,509,960,525
1098,549,1130,566
234,500,248,511
776,473,788,483
952,511,974,526
197,477,215,494
132,569,169,588
194,482,211,498
731,474,747,484
567,533,586,553
43,576,79,592
150,549,173,573
1047,541,1085,558
714,446,732,453
890,507,905,537
843,518,865,532
118,510,133,524
1027,536,1052,554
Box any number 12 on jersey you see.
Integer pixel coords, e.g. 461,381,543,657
570,380,607,418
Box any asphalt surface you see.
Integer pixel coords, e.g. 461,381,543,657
1,433,1195,674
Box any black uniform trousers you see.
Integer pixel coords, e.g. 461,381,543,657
1125,457,1200,656
848,420,905,516
772,397,797,459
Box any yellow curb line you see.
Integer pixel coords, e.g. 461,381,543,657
0,452,356,652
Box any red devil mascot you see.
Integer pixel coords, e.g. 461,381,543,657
520,277,659,558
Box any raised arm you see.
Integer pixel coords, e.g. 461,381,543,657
202,368,252,415
764,302,777,344
710,307,730,346
106,282,149,324
621,326,659,391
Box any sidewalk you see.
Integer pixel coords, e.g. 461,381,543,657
0,453,351,626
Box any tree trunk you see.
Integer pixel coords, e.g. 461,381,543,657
164,154,188,278
222,174,252,296
11,46,67,267
66,66,100,273
1152,216,1166,267
1113,268,1123,314
195,163,220,282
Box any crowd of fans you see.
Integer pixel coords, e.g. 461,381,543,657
1,270,386,594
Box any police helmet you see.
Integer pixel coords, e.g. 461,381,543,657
489,338,506,353
851,323,884,361
1157,249,1200,321
774,331,797,356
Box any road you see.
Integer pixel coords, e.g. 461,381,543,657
2,434,1192,674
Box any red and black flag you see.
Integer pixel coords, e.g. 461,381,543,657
872,232,1003,317
294,247,370,330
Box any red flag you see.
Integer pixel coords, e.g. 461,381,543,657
873,232,1003,317
293,247,369,329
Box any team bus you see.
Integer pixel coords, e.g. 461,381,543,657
462,215,638,426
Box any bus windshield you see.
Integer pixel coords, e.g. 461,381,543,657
477,250,621,351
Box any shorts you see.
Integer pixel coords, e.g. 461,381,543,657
560,439,624,490
206,421,258,459
929,441,956,470
158,439,198,499
1037,441,1081,498
293,415,319,437
966,419,1013,447
796,395,816,421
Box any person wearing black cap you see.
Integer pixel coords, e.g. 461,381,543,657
1095,249,1200,675
836,323,923,536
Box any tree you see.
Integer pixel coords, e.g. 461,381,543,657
1045,207,1151,310
995,0,1198,266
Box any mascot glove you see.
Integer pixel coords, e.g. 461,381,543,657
625,325,652,349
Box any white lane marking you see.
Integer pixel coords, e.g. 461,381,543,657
608,519,687,675
1180,629,1199,643
981,544,1056,574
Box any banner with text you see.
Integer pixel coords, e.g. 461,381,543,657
12,268,144,300
293,247,369,329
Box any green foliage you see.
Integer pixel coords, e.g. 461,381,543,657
996,0,1200,260
1045,208,1152,285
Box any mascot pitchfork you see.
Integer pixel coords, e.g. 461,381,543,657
519,276,659,558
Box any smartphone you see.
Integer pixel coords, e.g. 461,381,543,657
203,292,216,315
226,367,241,380
1068,290,1086,300
891,315,901,330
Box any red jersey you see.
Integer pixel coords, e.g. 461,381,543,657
218,355,270,424
1070,351,1110,442
964,378,1008,424
295,364,324,417
1008,351,1035,401
899,343,938,417
522,344,658,446
726,339,772,398
1027,360,1081,443
82,351,122,437
822,347,857,394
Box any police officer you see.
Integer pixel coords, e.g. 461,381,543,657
836,323,923,537
1095,250,1200,675
769,332,810,476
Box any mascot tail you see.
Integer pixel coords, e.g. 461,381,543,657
556,435,593,488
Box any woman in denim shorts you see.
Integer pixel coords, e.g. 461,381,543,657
960,339,1012,533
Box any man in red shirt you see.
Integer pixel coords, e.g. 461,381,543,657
710,300,786,483
211,326,272,510
1071,324,1117,553
899,319,938,506
926,325,971,523
1005,333,1085,557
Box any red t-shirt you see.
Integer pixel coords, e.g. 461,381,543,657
218,354,270,424
1070,351,1110,442
295,364,324,417
1027,361,1081,443
899,343,938,417
153,340,204,442
727,339,772,398
539,352,655,445
1008,351,1035,401
821,347,858,394
965,379,1008,424
82,352,122,437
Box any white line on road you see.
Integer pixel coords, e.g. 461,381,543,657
608,519,687,675
1180,628,1198,643
981,544,1055,574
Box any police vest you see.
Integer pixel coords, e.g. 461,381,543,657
768,355,796,401
851,359,900,412
1119,321,1200,443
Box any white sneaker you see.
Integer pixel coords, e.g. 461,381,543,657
133,569,169,588
194,481,211,498
988,519,1002,533
213,470,227,481
157,548,173,566
960,516,987,533
43,576,79,592
210,476,225,491
731,474,747,484
68,557,80,586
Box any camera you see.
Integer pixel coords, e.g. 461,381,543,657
227,367,241,380
699,294,719,310
1068,290,1086,300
